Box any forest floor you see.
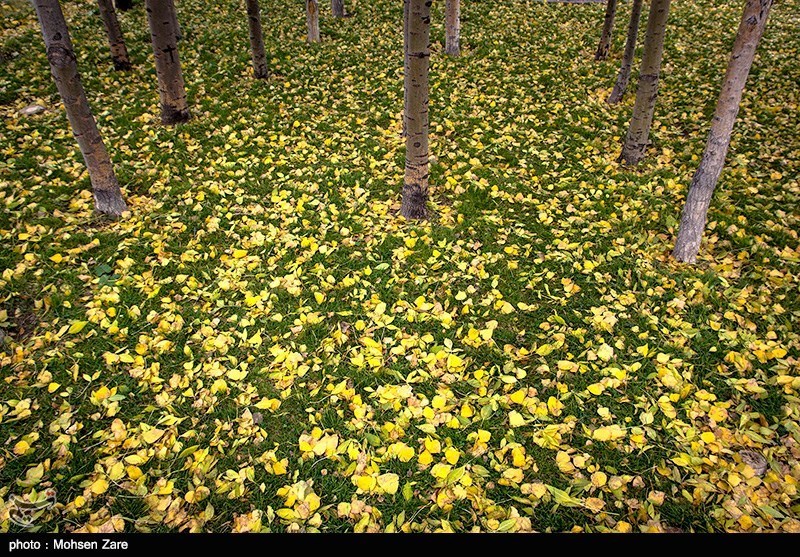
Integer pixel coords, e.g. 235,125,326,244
0,0,799,533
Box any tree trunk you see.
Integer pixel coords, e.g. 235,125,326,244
401,0,431,220
33,0,127,216
619,0,671,165
145,0,190,125
245,0,268,79
402,0,409,137
595,0,618,61
115,0,133,11
170,0,182,41
673,0,773,263
445,0,460,57
97,0,131,71
331,0,344,18
307,0,320,43
607,0,643,104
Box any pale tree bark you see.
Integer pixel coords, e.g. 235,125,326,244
97,0,131,71
401,0,431,220
673,0,773,263
402,0,409,137
608,0,643,104
33,0,128,216
445,0,460,57
145,0,190,124
619,0,671,165
245,0,268,79
595,0,618,61
331,0,345,18
115,0,133,11
307,0,320,43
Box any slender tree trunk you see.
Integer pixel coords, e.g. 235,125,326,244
115,0,133,11
608,0,643,104
401,0,431,220
307,0,320,43
245,0,268,79
402,0,409,137
169,0,182,41
97,0,131,71
619,0,671,165
33,0,127,216
445,0,460,57
673,0,773,263
145,0,190,124
331,0,344,18
595,0,618,61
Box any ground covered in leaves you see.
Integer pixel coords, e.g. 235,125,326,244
1,0,799,533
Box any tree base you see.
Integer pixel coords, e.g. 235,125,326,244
672,237,700,264
671,247,698,264
672,196,709,265
253,68,270,80
94,188,128,217
113,58,132,71
161,105,191,125
400,184,428,220
445,46,460,57
607,85,624,105
400,204,427,220
619,142,646,165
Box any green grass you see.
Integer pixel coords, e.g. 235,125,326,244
0,0,799,534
